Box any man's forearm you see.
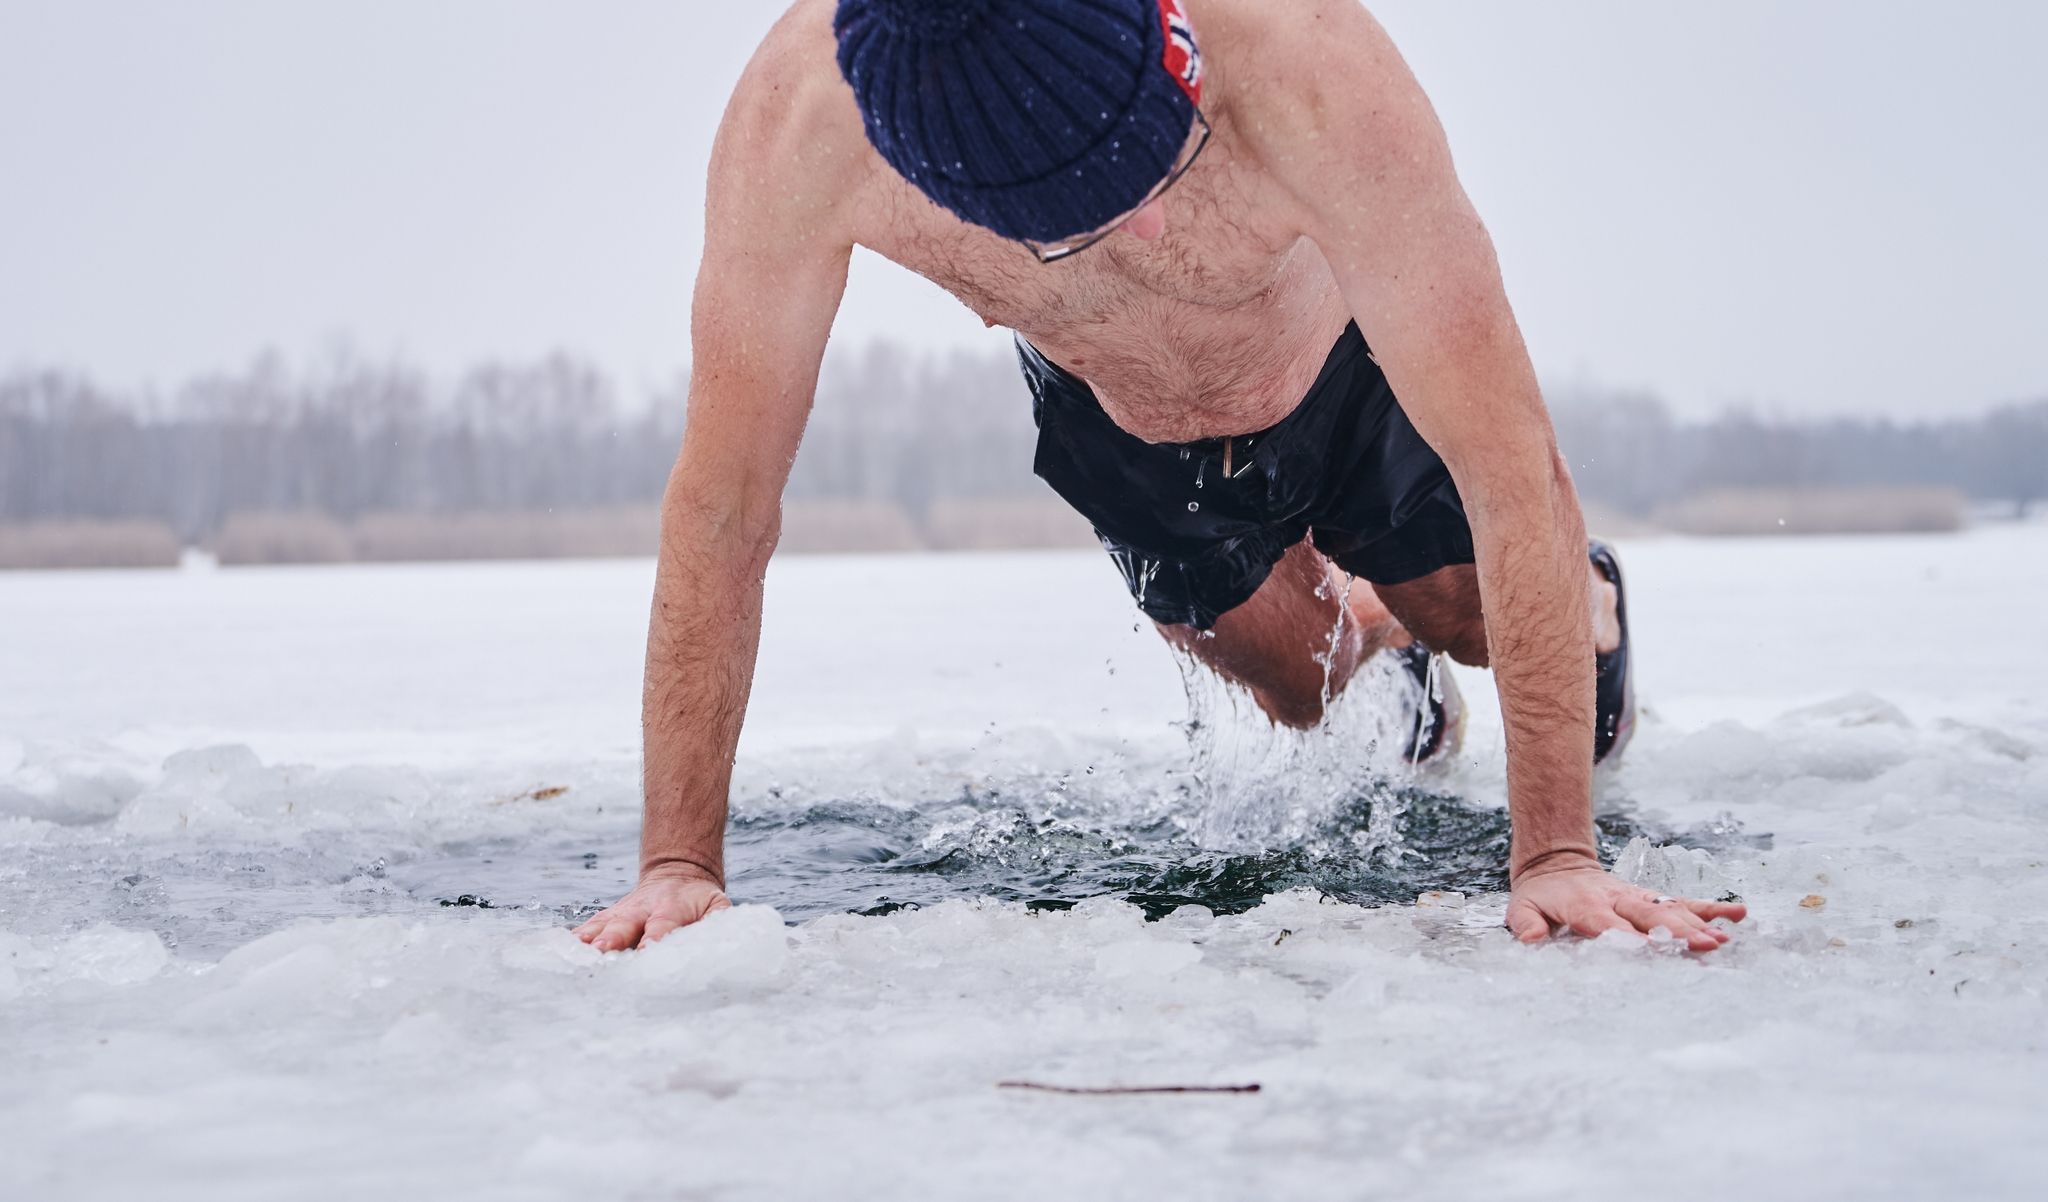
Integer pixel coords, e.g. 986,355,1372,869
1467,456,1601,880
637,483,778,885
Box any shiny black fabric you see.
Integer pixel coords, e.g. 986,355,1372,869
1018,322,1476,629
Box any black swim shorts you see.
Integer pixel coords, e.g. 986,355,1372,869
1019,322,1477,630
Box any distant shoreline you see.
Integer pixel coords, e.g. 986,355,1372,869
0,487,2016,571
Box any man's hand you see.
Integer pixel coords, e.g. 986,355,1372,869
607,23,862,965
1506,862,1748,953
574,868,732,952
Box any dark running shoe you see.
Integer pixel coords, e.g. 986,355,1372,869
1588,539,1636,765
1394,642,1465,767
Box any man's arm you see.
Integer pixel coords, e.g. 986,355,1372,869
577,22,867,951
1237,0,1741,946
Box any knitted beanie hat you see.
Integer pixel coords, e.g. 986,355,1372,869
834,0,1206,243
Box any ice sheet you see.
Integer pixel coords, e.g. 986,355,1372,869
3,526,2045,1200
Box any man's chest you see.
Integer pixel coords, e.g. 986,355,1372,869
858,140,1311,332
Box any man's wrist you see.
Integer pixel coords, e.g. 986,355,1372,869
639,854,725,889
1509,845,1602,886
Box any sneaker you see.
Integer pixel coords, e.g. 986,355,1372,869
1588,539,1636,765
1394,642,1465,766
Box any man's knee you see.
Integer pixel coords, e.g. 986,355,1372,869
1158,614,1333,729
1254,685,1328,731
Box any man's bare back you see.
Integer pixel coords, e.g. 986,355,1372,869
575,0,1748,955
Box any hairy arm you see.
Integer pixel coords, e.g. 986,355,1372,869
1239,0,1741,948
578,19,865,950
1243,0,1595,869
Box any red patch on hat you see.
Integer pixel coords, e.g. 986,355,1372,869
1158,0,1203,105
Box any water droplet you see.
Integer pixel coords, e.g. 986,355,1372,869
1188,501,1200,512
1136,558,1161,602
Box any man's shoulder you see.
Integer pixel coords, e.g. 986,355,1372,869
739,0,842,100
718,0,872,187
1198,0,1404,115
1199,0,1434,180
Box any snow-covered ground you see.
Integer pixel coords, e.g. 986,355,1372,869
3,527,2045,1201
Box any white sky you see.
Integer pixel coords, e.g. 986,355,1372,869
2,1,2043,417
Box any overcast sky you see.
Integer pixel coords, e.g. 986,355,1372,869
2,1,2043,417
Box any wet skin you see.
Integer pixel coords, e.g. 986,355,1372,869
577,0,1748,955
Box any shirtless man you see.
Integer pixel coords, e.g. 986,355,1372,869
575,0,1748,953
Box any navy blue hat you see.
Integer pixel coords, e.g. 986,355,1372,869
834,0,1206,243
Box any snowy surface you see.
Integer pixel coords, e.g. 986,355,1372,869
3,527,2045,1200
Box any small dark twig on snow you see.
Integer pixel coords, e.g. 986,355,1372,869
997,1081,1261,1096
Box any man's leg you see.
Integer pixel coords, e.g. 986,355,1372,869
1156,540,1412,730
1371,562,1623,667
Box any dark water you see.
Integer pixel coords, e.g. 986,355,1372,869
720,788,1754,921
726,786,1521,921
425,784,1762,926
7,781,1765,957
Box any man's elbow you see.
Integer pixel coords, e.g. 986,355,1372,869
1457,442,1587,541
660,468,785,573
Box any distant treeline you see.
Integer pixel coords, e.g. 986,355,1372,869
0,353,683,543
1,343,2043,544
1549,390,2046,521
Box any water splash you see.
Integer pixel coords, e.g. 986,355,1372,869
1166,625,1418,851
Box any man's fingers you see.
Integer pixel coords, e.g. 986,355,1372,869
638,916,682,948
1617,896,1731,952
591,914,645,952
703,892,734,916
1661,919,1725,952
1685,899,1748,924
1506,898,1551,943
573,913,611,942
1616,895,1680,930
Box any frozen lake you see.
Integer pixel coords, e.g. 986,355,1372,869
3,527,2045,1200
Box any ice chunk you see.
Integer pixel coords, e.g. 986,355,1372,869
1587,927,1648,952
0,925,167,995
614,904,789,993
0,744,142,825
501,927,601,976
160,744,266,780
115,745,271,836
1094,938,1202,981
377,1010,456,1058
1612,837,1733,899
61,924,170,987
1067,894,1151,940
1780,692,1914,730
1324,969,1388,1009
1937,718,2036,762
0,931,30,1000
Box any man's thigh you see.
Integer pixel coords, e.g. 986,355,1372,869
1372,564,1488,666
1157,540,1402,726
